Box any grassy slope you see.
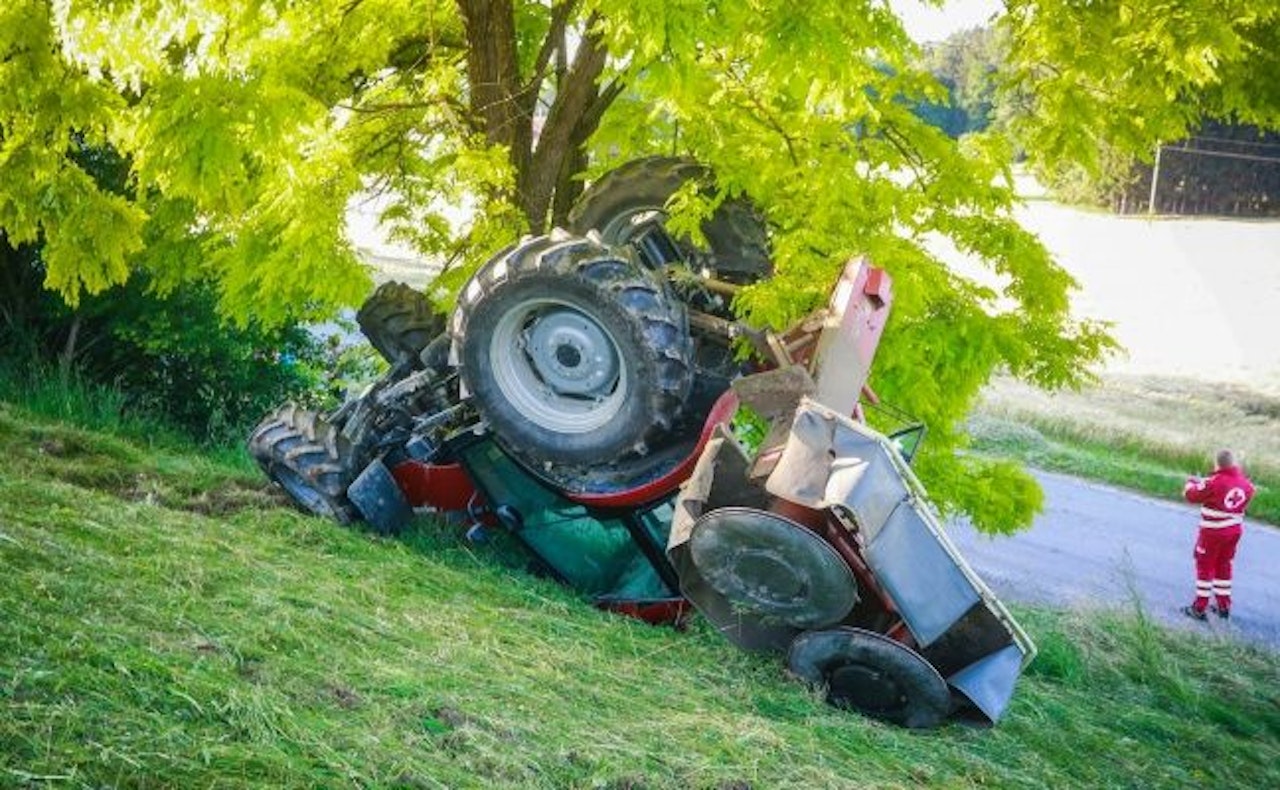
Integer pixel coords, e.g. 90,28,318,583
2,403,1279,789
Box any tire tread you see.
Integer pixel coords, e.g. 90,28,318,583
247,403,359,523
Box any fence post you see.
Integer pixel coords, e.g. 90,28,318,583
1148,142,1162,215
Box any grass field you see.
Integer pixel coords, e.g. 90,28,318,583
2,399,1279,788
938,192,1280,524
971,374,1280,525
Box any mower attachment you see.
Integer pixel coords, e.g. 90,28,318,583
669,394,1035,725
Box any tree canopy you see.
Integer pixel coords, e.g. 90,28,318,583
915,25,1005,139
1004,0,1280,174
19,0,1261,533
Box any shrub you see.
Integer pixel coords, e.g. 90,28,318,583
1,238,330,445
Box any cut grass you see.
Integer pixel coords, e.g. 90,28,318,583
0,403,272,518
972,375,1280,525
2,402,1279,788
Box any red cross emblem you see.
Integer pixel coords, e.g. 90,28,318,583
1224,487,1247,510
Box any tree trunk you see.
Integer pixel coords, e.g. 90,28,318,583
457,0,533,211
58,315,81,383
522,28,608,232
456,2,618,234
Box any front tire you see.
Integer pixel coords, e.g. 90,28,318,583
356,281,445,367
248,404,359,524
453,233,693,466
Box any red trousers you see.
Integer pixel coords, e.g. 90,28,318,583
1191,525,1243,612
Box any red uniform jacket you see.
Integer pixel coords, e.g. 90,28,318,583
1184,465,1255,529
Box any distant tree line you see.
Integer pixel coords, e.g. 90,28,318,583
914,29,1280,218
913,27,1003,138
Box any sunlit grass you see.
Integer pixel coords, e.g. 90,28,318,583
2,399,1278,788
972,374,1280,524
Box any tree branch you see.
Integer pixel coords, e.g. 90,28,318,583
715,54,801,166
524,12,608,229
551,76,625,226
339,99,461,114
524,0,579,111
880,122,927,183
581,77,625,133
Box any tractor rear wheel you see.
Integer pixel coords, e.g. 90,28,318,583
454,233,693,467
248,404,360,524
357,281,445,367
568,157,771,412
567,156,771,284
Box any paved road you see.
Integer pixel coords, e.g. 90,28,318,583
948,470,1280,651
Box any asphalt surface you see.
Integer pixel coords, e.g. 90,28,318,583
948,470,1280,652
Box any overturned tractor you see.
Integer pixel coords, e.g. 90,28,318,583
249,158,1034,728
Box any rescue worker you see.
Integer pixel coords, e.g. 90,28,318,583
1182,449,1255,621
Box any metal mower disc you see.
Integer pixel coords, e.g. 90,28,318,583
688,507,857,629
787,627,951,729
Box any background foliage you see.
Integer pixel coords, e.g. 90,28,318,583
913,25,1006,140
0,241,329,445
911,10,1280,218
0,126,328,444
1002,0,1280,215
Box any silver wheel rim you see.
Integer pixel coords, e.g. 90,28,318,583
490,296,627,434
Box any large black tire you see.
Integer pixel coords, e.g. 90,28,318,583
787,628,953,729
248,404,360,525
453,233,693,466
356,281,446,366
567,156,771,284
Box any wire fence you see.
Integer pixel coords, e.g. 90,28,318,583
1133,137,1280,217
